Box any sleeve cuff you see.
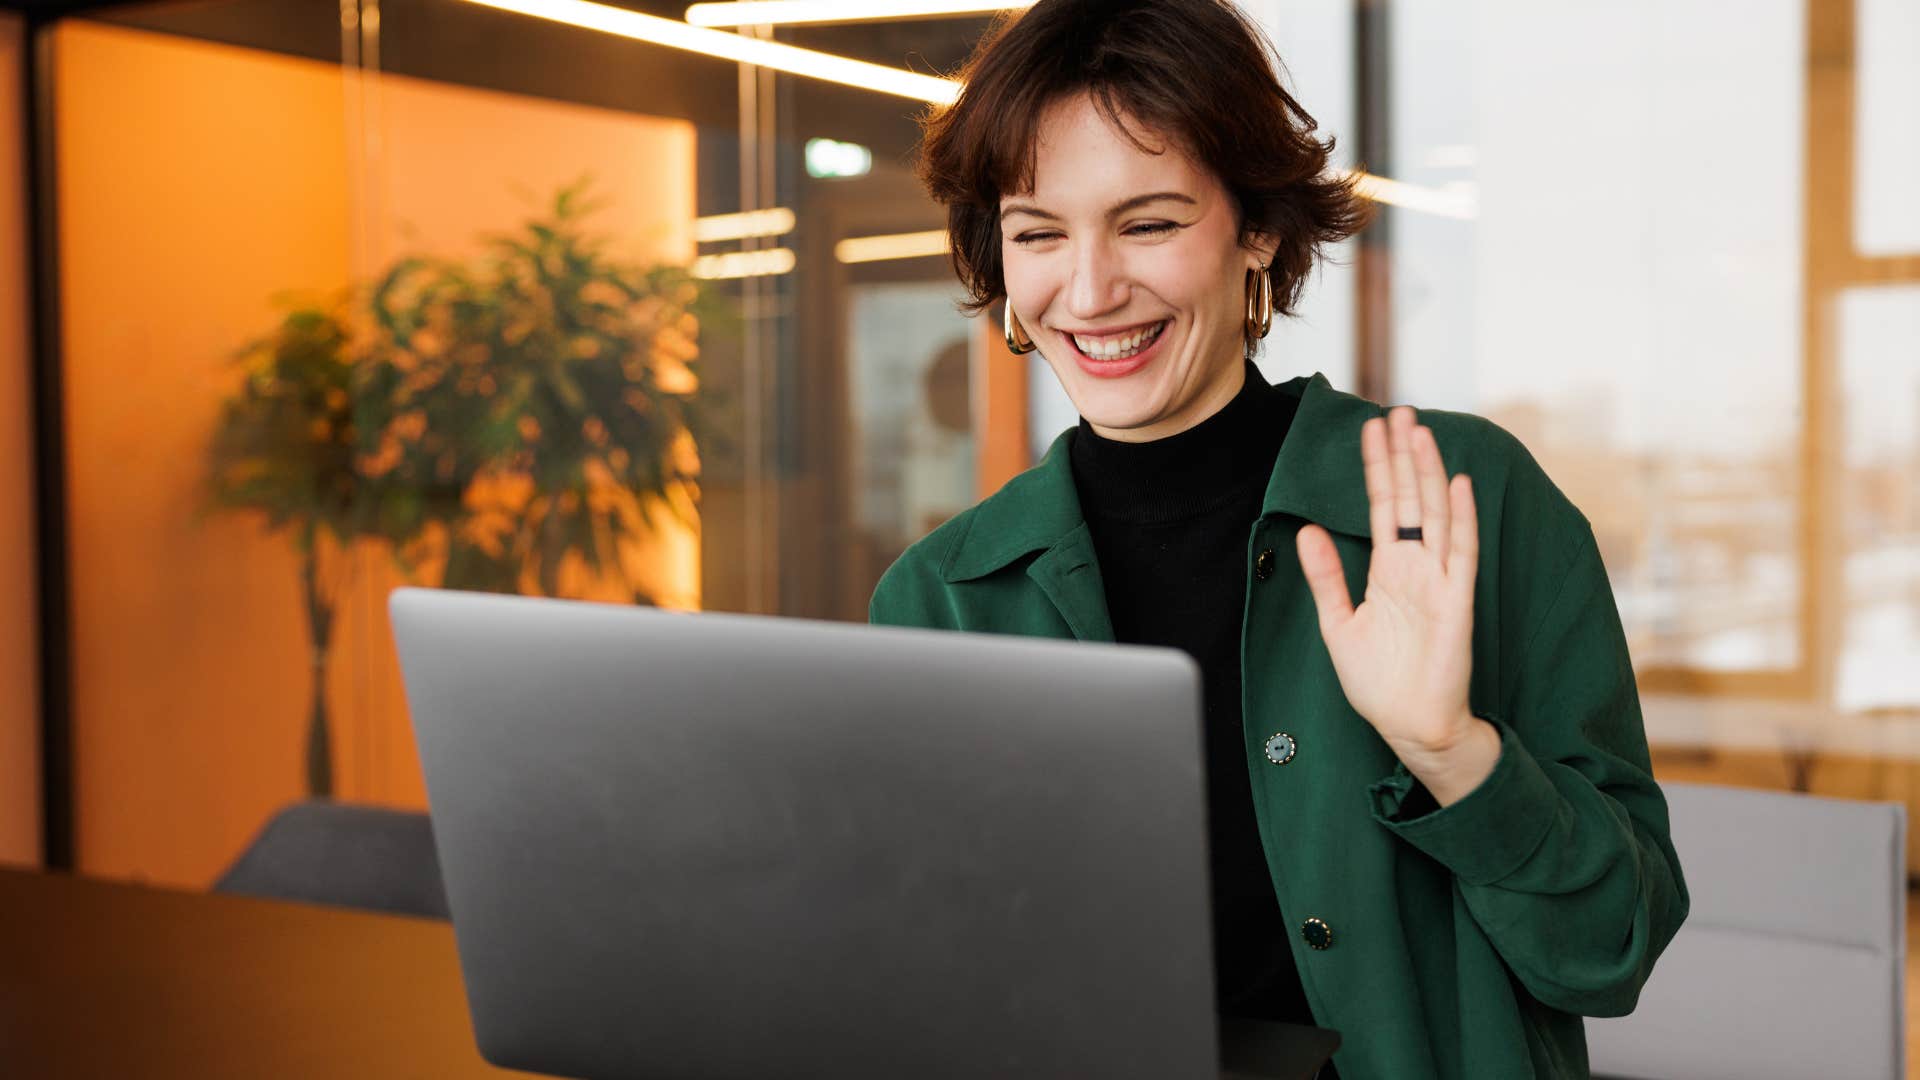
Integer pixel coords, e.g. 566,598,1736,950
1366,714,1560,886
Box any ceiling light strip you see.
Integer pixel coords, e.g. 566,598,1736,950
694,207,797,242
686,1,1029,27
458,0,960,103
834,229,951,264
1343,170,1477,221
693,248,798,279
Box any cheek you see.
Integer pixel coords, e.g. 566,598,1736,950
999,248,1045,311
1148,236,1239,306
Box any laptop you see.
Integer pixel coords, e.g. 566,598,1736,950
390,587,1341,1080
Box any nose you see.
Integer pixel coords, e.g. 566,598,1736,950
1064,236,1129,322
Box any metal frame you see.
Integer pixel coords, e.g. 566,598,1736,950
1352,0,1391,405
21,10,70,869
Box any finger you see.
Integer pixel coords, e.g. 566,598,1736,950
1389,407,1422,537
1448,472,1479,590
1414,425,1451,564
1296,524,1354,633
1361,416,1397,550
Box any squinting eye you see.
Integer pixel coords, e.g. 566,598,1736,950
1129,222,1179,236
1010,232,1057,245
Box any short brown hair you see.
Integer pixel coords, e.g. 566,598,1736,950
917,0,1371,320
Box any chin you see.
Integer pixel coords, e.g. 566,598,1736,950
1044,340,1191,432
1053,369,1175,434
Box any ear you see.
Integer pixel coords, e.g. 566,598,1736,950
1244,227,1282,270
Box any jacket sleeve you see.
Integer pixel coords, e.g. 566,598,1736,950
1365,524,1691,1019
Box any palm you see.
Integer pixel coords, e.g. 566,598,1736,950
1295,407,1479,756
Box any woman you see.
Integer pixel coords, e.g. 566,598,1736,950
869,1,1690,1077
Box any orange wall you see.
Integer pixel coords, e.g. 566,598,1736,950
0,11,42,870
55,20,695,887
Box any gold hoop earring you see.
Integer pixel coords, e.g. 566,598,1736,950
1244,265,1274,343
1004,306,1038,355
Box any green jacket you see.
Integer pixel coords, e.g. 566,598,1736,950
868,371,1690,1079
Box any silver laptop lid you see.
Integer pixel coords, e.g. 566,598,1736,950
391,587,1217,1080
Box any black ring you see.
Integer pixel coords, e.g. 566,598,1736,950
1397,526,1424,542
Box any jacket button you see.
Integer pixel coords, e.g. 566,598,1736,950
1263,731,1297,765
1302,917,1333,950
1253,548,1276,581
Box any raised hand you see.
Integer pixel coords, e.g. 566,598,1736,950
1294,406,1497,802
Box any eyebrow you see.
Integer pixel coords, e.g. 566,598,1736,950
1000,191,1198,223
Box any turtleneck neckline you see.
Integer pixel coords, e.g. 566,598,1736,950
1068,360,1288,526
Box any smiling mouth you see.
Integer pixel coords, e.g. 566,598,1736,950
1064,319,1170,362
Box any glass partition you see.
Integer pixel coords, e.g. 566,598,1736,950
28,5,1919,987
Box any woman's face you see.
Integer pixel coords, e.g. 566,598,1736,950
999,92,1277,443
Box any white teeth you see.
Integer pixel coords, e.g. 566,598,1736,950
1072,320,1166,360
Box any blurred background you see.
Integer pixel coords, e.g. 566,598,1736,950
0,0,1913,989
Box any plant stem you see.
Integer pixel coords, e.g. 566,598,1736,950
300,523,337,797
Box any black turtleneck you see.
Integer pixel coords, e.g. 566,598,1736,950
1068,360,1313,1027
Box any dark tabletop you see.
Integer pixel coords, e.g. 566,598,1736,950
0,867,1339,1079
0,867,543,1079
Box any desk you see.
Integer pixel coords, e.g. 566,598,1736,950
0,868,542,1078
1643,692,1920,791
0,869,1337,1079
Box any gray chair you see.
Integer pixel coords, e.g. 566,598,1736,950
1587,782,1907,1079
214,799,449,920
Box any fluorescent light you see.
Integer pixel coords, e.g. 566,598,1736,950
805,138,873,179
1344,170,1477,221
457,0,960,103
687,1,1028,27
693,248,798,279
693,207,797,242
835,229,950,264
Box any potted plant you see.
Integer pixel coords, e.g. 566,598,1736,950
201,295,393,797
362,178,724,600
205,179,724,796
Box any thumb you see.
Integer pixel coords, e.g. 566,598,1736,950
1295,524,1354,636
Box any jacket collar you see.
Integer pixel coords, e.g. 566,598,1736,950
940,370,1380,584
